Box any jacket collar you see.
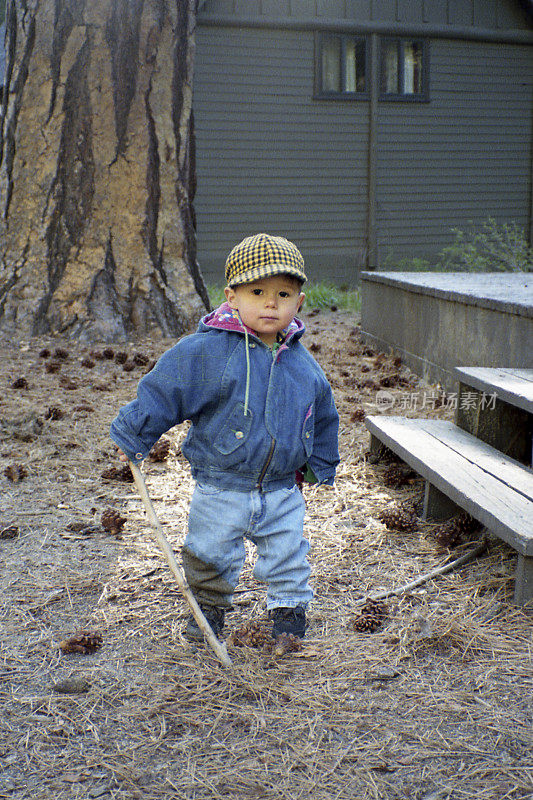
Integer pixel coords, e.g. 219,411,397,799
199,302,305,345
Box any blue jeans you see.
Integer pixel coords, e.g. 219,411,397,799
184,482,313,610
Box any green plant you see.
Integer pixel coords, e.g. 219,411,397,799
303,282,360,311
207,285,226,309
437,218,533,272
382,218,533,273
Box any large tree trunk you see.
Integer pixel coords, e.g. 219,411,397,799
0,0,209,342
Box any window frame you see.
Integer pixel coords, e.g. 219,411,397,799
379,37,430,103
314,31,370,101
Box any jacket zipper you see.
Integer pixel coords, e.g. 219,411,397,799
255,438,275,491
255,346,281,490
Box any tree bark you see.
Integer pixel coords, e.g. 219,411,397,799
0,0,209,342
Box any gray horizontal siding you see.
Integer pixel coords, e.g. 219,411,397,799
193,25,370,284
193,19,533,284
376,38,533,263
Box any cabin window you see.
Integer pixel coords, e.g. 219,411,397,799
316,33,368,97
380,38,428,100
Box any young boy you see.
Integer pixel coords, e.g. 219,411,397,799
110,233,339,641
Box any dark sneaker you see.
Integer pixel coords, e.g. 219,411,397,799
269,606,306,639
185,605,225,641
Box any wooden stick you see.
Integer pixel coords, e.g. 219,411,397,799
129,462,232,668
362,539,488,604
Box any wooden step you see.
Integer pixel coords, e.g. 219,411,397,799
365,416,533,604
454,367,533,414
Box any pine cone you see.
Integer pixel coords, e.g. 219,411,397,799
45,361,61,374
133,352,149,366
123,362,135,372
380,373,400,388
435,521,463,548
39,348,51,358
454,512,482,536
12,377,29,389
378,506,417,532
101,508,127,535
272,632,303,656
149,438,171,462
401,496,423,516
0,525,19,539
102,347,115,359
45,407,64,420
4,464,27,483
59,630,102,654
89,350,104,360
434,512,481,548
350,407,366,422
81,357,95,369
114,351,128,364
352,615,383,633
101,465,134,482
229,620,273,649
54,348,69,360
351,599,388,633
383,464,414,489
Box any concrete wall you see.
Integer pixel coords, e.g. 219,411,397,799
360,272,533,390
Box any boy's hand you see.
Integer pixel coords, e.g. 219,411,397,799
115,447,129,463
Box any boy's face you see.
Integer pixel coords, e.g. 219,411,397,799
224,274,305,347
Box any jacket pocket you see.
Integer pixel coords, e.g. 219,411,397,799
213,403,253,455
301,403,314,457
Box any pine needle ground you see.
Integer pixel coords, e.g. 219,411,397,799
0,310,531,800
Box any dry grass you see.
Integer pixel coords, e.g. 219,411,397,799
0,311,531,800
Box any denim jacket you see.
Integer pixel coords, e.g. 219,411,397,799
110,304,340,492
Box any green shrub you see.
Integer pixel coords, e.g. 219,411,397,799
384,218,533,273
438,218,533,272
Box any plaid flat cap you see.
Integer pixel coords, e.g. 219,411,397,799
225,233,307,287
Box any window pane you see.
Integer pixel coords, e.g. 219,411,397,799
403,41,423,94
321,36,341,92
345,37,366,92
382,41,398,94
